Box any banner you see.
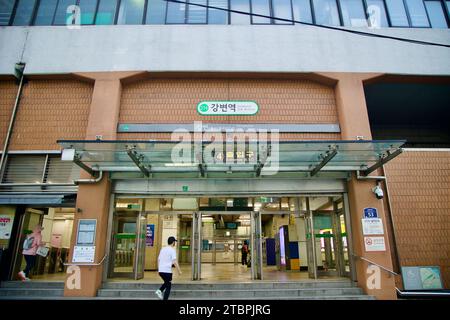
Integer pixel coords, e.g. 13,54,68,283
146,224,155,247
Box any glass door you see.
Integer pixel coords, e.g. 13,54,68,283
134,212,146,280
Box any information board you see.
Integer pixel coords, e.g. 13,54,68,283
72,246,96,263
76,219,97,246
402,266,444,290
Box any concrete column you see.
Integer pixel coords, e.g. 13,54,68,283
63,72,143,297
321,73,397,300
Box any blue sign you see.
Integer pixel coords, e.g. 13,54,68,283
146,224,154,247
364,207,378,218
402,266,443,290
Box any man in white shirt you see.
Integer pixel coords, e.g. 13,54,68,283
155,236,182,300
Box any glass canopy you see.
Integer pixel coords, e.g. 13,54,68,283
57,140,405,179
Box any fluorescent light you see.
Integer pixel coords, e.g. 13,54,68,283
164,163,197,167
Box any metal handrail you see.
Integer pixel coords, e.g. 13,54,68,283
352,253,399,276
63,254,108,267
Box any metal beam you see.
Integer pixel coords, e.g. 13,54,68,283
361,148,403,176
126,148,150,177
74,154,97,177
198,163,206,177
310,147,338,177
255,144,271,177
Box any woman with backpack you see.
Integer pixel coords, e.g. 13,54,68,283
18,225,45,281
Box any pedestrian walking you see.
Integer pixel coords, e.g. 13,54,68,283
155,236,182,300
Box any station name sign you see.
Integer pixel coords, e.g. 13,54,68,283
197,101,259,116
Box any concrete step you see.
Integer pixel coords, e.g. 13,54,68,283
0,288,65,297
101,280,355,291
0,281,64,289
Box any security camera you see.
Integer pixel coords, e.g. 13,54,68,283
372,184,384,199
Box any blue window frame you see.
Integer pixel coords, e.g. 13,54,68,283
12,0,38,26
53,0,76,25
34,0,58,25
0,0,17,25
78,0,99,25
251,0,271,23
230,0,251,24
424,0,448,27
166,1,186,23
365,0,390,27
312,0,341,25
95,0,118,25
187,0,207,23
385,0,409,26
273,0,294,24
292,0,313,23
208,0,229,24
146,0,167,24
117,0,145,24
339,0,368,27
405,0,430,27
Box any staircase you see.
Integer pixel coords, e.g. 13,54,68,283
98,280,375,300
0,280,375,300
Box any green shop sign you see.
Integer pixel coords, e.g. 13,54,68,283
197,101,259,116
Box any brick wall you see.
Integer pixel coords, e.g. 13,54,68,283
0,81,18,148
385,150,450,288
120,78,339,124
8,80,93,150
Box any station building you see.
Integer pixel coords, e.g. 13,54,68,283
0,0,449,300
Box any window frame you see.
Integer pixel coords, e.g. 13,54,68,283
424,0,450,27
271,0,295,25
404,0,432,28
311,0,343,26
11,0,40,26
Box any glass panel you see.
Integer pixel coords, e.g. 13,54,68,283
95,0,118,24
79,0,98,24
425,0,448,28
117,0,145,24
231,0,251,24
33,0,58,25
447,0,450,15
0,0,15,25
53,0,76,25
292,0,313,23
312,0,341,25
366,0,389,27
385,0,409,26
251,0,271,23
166,1,186,23
146,0,167,24
273,0,293,24
208,0,228,24
12,0,37,26
406,0,430,26
339,0,368,27
187,0,207,23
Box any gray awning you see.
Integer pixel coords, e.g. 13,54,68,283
0,194,65,205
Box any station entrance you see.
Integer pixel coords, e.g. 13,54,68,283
107,195,352,282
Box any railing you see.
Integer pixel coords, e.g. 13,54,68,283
352,254,399,277
63,254,108,268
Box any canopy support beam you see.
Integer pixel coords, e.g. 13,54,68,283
310,147,338,177
361,148,403,176
127,147,151,177
74,154,98,178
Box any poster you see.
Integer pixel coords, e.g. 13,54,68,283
76,219,97,246
0,215,14,240
364,236,386,252
72,246,96,263
402,266,443,290
362,218,384,235
146,224,154,247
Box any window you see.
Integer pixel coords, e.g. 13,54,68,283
446,0,450,15
312,0,341,25
208,0,228,24
273,0,293,24
34,0,57,25
292,0,313,23
366,0,389,27
117,0,145,24
230,0,250,24
53,0,76,25
78,0,98,25
424,0,448,27
405,0,430,26
146,0,167,24
166,1,186,23
385,0,409,26
95,0,118,24
339,0,368,27
12,0,38,26
0,0,16,25
187,0,207,23
251,0,271,24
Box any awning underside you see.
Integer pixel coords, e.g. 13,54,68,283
57,140,405,179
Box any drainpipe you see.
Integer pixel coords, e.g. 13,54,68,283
73,170,104,185
0,63,26,179
356,170,402,275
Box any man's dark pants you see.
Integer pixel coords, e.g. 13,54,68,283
159,272,173,300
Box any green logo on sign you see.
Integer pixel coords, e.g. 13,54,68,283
182,185,189,192
199,104,209,112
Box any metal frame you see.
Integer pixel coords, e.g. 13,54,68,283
343,192,357,282
361,148,403,176
310,146,338,177
126,147,151,177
